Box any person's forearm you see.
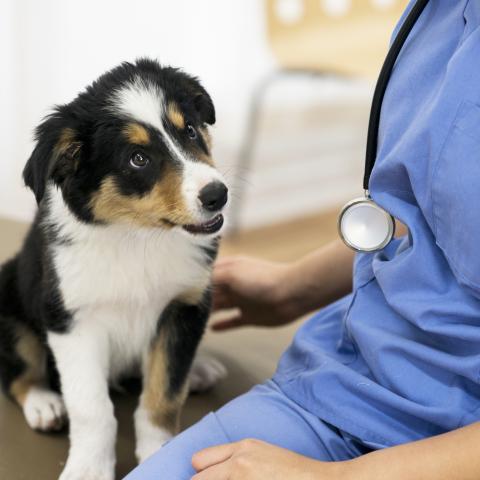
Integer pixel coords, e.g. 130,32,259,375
280,239,355,318
341,422,480,480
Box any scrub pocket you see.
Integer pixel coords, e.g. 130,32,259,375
432,100,480,294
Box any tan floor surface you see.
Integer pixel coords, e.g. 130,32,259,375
0,211,338,479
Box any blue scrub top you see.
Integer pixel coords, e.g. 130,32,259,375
275,0,480,449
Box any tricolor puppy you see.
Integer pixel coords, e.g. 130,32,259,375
0,59,228,480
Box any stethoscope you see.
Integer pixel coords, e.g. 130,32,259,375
338,0,429,252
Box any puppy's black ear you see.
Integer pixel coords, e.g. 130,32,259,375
157,63,216,125
193,89,215,125
180,73,215,125
23,114,81,205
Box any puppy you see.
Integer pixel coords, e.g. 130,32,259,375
0,58,228,480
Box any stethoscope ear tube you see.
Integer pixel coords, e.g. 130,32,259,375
339,0,428,252
363,0,430,190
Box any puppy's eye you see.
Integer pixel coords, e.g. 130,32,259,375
130,152,149,169
186,124,197,140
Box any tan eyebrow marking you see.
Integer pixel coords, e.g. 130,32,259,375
199,126,212,151
123,123,150,145
56,128,77,152
167,102,185,130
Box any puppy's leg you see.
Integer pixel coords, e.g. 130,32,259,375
49,322,116,480
134,335,184,463
135,295,210,463
1,323,67,432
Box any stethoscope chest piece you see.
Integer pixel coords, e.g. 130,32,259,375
338,194,395,252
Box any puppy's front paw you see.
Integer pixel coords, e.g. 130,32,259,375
59,459,114,480
135,407,172,463
135,427,172,464
189,355,227,393
23,387,67,432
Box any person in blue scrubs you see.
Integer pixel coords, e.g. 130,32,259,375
126,1,480,478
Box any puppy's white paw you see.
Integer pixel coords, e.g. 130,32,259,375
59,467,114,480
135,407,172,463
59,458,115,480
188,355,227,393
135,427,172,464
23,387,67,432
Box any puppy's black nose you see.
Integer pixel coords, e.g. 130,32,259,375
198,182,228,212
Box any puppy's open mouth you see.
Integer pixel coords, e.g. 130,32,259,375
182,214,224,235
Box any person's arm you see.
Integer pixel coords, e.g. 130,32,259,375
212,221,408,330
191,421,480,480
211,238,355,330
347,420,480,480
279,238,355,321
287,222,410,316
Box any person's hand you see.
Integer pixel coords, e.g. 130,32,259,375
191,439,347,480
211,240,357,331
211,256,298,330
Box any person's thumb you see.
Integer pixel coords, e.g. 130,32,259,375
210,310,243,331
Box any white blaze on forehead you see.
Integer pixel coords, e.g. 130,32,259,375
110,77,186,164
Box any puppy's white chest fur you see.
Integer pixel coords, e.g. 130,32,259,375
46,187,212,378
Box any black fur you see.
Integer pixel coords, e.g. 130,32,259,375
158,292,213,398
0,259,27,393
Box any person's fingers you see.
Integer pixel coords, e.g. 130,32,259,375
214,256,245,269
191,462,230,480
212,256,247,286
214,256,236,267
212,265,234,287
211,283,233,304
210,314,244,331
192,443,236,472
212,288,231,309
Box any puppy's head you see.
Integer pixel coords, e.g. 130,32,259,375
24,58,227,236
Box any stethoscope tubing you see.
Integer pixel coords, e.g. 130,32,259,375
363,0,430,190
338,0,429,253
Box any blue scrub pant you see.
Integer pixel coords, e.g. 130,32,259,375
125,380,369,479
